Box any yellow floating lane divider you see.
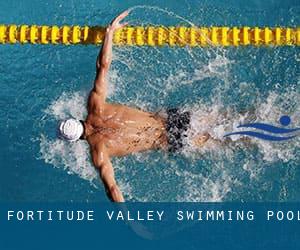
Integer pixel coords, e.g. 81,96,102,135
0,24,299,46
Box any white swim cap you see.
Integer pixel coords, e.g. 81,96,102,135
58,118,84,142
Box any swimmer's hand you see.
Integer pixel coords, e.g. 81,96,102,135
107,10,129,33
94,10,129,101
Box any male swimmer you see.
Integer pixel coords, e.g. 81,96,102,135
58,11,210,202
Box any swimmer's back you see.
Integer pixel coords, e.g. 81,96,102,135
86,102,168,156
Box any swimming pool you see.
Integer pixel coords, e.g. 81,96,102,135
0,0,299,202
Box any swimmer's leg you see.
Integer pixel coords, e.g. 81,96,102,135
192,132,211,147
189,108,259,148
192,133,254,148
190,115,216,147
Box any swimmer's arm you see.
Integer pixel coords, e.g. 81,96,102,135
93,29,112,99
94,11,129,99
92,144,124,202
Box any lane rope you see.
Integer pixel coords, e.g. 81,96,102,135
0,25,299,46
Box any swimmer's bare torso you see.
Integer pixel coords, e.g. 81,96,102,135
85,99,167,157
82,11,209,202
80,11,169,203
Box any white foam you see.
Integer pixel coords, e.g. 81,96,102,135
39,92,98,185
253,90,300,162
39,134,97,183
38,71,300,202
180,89,300,162
37,7,299,202
45,91,87,120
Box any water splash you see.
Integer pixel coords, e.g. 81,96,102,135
37,6,300,202
39,89,300,202
39,134,98,184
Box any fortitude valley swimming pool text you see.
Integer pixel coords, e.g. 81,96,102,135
5,209,300,222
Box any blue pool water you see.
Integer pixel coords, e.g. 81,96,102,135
0,0,299,202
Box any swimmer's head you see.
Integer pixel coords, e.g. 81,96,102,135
57,118,84,142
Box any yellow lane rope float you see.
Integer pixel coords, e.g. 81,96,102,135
0,24,299,46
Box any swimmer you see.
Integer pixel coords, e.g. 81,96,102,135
58,11,210,202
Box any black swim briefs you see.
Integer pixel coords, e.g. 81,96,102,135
166,108,191,153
